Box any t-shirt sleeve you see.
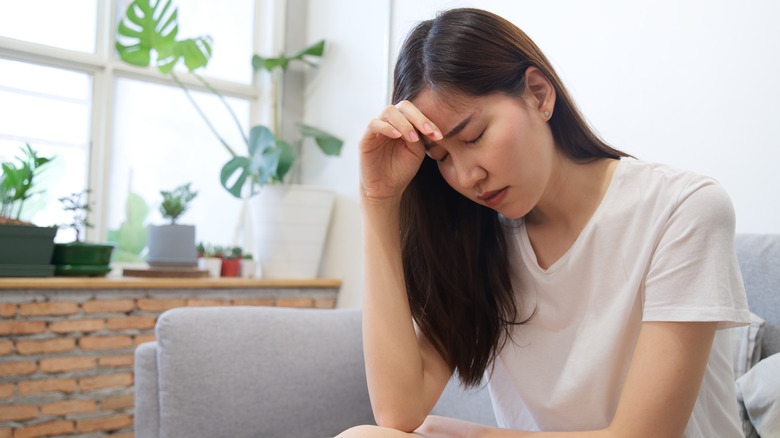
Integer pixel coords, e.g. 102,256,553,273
642,176,750,329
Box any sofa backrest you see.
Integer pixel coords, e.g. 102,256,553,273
153,306,375,438
735,234,780,358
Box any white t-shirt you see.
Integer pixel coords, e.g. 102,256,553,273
487,159,751,437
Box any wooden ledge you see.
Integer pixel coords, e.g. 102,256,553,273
0,276,342,290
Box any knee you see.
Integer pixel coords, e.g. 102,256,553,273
334,424,385,438
335,424,418,437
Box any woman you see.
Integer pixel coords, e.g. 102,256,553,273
339,8,749,438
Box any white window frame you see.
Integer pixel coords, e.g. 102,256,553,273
0,0,288,242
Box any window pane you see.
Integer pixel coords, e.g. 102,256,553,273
0,0,97,53
115,0,255,84
108,78,247,259
0,59,90,240
0,59,91,144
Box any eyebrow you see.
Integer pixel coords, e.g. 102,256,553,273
424,115,473,150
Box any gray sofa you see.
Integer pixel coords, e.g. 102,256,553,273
134,234,779,438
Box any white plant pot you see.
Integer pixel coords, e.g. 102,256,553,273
249,185,335,279
197,257,222,278
146,224,197,268
240,259,258,278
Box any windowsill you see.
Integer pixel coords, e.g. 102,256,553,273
0,276,342,290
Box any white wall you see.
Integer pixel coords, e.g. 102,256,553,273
304,0,780,308
300,1,391,308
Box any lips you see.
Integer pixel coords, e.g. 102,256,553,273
478,187,508,208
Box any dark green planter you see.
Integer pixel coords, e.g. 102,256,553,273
0,224,57,277
52,242,115,277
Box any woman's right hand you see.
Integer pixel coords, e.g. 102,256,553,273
359,100,442,204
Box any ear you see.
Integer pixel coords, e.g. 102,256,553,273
522,66,556,120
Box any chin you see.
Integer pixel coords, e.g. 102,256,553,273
499,211,525,220
495,203,532,220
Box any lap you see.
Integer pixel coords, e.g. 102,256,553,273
334,415,488,438
334,424,420,438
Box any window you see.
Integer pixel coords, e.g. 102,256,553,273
0,0,98,53
0,59,91,240
0,0,265,256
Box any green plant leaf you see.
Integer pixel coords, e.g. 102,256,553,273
296,124,343,156
116,0,178,68
247,125,276,156
158,183,197,223
157,37,212,73
252,55,288,72
155,40,181,74
251,40,326,72
178,37,213,71
249,138,281,187
116,0,211,73
274,140,296,182
248,127,279,182
126,192,150,225
221,126,284,198
108,190,150,261
0,144,56,220
221,156,252,198
290,39,325,59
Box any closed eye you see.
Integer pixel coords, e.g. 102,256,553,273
466,130,485,145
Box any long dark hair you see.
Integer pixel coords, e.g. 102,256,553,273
394,8,629,387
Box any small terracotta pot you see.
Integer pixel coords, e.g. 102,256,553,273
220,258,241,277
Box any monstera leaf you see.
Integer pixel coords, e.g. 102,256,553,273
273,140,296,182
252,40,325,72
296,124,343,156
220,126,284,198
116,0,211,73
162,37,213,73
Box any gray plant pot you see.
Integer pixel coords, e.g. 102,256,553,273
146,224,197,268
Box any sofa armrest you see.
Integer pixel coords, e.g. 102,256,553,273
134,341,160,438
145,306,373,438
736,234,780,358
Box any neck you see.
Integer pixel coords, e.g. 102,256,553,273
525,155,619,231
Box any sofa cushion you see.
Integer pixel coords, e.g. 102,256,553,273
735,234,780,358
731,312,766,379
154,307,374,438
737,353,780,438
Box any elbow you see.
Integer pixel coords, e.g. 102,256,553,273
373,408,427,433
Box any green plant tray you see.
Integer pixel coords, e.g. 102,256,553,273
53,264,112,277
52,243,115,266
0,264,55,277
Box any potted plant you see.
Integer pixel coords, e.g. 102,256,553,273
146,182,198,268
240,252,257,278
107,190,150,262
228,43,343,280
196,242,222,278
51,190,115,276
220,246,242,277
0,143,58,277
115,0,343,278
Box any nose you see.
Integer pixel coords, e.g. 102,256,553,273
454,155,487,189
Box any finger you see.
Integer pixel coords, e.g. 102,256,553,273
394,100,443,141
381,105,421,143
366,118,403,141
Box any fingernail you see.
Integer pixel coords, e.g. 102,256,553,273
409,131,419,142
391,129,402,138
423,123,432,133
432,130,442,140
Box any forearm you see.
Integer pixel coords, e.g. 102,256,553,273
361,198,434,431
415,416,604,438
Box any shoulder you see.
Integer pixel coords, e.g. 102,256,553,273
615,159,735,230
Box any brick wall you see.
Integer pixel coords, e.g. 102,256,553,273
0,286,338,437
